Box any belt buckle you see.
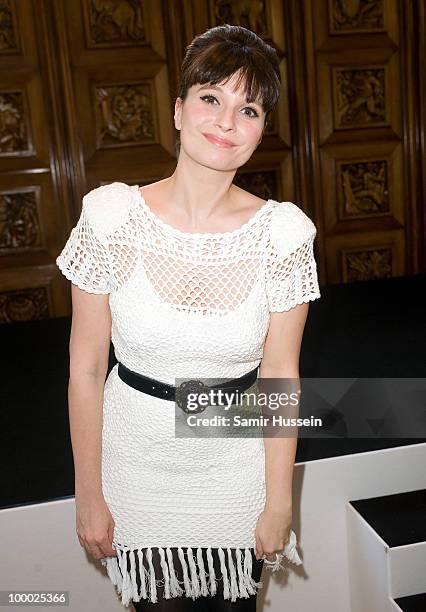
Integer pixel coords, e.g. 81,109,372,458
175,379,210,414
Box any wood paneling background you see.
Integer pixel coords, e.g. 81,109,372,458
0,0,424,323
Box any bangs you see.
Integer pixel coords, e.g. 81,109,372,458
179,35,281,114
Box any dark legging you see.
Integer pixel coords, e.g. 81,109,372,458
124,547,264,611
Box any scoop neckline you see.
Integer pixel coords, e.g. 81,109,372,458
135,185,273,238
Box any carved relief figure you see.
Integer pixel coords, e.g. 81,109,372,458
97,85,154,145
90,0,145,42
214,0,266,33
332,0,384,31
0,92,28,153
341,161,388,215
337,68,385,126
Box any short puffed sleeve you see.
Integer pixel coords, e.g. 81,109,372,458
265,202,321,312
56,182,133,294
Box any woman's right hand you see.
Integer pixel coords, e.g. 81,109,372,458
75,494,117,560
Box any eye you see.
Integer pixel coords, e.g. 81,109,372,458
242,107,259,118
200,94,218,105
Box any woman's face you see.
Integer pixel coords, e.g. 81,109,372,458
174,72,265,171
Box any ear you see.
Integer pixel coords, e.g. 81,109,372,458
174,97,183,131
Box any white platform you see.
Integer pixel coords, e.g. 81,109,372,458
0,442,425,611
347,499,426,612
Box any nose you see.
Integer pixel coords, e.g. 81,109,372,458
215,107,235,132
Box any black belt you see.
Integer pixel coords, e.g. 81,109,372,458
117,362,259,414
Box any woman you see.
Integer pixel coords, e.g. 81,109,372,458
56,24,321,611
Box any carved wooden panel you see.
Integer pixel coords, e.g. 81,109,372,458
343,245,393,281
234,169,279,201
65,1,166,64
318,52,400,144
210,0,270,37
0,0,70,322
63,0,174,193
334,66,386,128
95,82,156,148
325,231,404,281
329,0,385,34
0,74,52,168
306,0,416,283
0,188,41,251
0,0,20,53
0,286,49,324
320,141,404,232
234,151,294,202
314,0,398,48
0,90,32,155
0,177,68,324
83,0,149,48
338,159,389,217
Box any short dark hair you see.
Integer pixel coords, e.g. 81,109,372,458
177,24,281,127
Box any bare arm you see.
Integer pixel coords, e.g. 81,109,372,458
68,283,112,502
255,205,319,561
259,302,309,512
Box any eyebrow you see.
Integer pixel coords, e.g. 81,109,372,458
196,84,262,107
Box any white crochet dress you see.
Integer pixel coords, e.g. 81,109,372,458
56,181,321,607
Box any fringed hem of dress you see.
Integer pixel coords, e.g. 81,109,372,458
100,532,303,607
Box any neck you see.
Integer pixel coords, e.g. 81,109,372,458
163,149,238,223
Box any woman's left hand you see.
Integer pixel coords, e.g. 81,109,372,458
254,506,292,561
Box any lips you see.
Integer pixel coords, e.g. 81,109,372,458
202,133,235,147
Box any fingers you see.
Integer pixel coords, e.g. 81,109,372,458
77,533,117,560
87,542,107,560
255,533,287,562
98,536,117,558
